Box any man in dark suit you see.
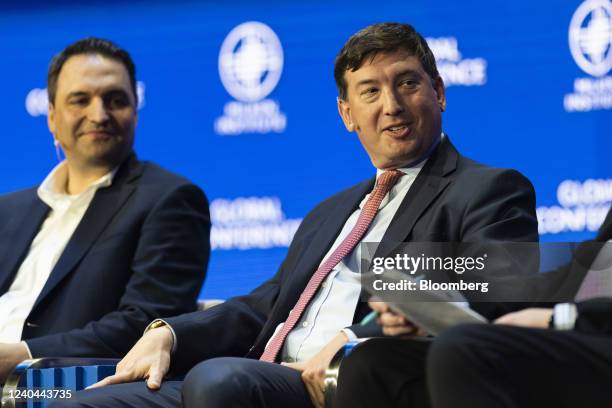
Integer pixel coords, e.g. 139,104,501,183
59,23,537,408
0,38,210,382
426,208,612,408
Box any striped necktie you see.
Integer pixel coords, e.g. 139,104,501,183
260,170,404,363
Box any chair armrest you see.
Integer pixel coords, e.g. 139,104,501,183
324,339,372,408
1,357,119,408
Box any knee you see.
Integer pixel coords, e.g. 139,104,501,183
337,337,404,392
182,358,250,407
337,340,378,383
340,339,386,373
429,324,480,363
427,324,488,384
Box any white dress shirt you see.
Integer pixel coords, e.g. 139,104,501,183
279,161,426,362
0,162,115,342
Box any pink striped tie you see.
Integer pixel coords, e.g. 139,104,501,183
260,170,403,363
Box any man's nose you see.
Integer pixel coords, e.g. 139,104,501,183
382,88,405,116
87,97,110,124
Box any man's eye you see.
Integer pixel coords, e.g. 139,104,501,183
400,79,418,88
69,98,88,106
108,96,129,108
361,87,378,97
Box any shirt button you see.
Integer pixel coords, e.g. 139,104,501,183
321,282,328,288
302,321,309,327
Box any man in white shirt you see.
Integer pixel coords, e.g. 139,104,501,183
57,23,538,408
0,38,210,383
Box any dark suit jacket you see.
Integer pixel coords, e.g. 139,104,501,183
0,154,211,358
164,137,538,373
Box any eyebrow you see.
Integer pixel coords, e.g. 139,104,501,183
65,88,130,99
354,69,424,89
354,79,378,89
394,69,424,80
65,91,89,99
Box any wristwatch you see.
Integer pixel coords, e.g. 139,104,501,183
146,319,177,353
148,320,168,330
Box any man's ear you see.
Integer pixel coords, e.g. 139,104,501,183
47,102,56,134
435,76,446,112
337,97,355,132
133,91,139,128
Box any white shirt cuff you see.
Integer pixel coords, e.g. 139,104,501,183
553,303,578,331
21,341,33,359
341,328,358,342
145,319,177,354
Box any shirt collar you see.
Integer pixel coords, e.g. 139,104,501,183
374,132,444,179
375,158,426,179
37,161,118,209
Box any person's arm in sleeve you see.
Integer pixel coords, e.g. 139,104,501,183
25,183,211,358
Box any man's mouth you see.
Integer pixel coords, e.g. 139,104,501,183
383,124,411,138
81,130,115,139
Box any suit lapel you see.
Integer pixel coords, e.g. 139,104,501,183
374,137,457,259
33,156,143,307
0,196,49,294
284,179,374,301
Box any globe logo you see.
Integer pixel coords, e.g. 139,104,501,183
218,22,284,102
569,0,612,77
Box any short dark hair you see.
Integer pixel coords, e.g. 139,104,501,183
47,37,137,104
334,23,440,100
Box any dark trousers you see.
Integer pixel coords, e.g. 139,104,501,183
427,324,612,408
50,357,313,407
336,337,433,408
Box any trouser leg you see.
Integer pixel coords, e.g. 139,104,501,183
49,380,182,408
182,357,313,408
336,337,433,408
427,323,612,408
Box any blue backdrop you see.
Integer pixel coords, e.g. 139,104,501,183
1,0,610,299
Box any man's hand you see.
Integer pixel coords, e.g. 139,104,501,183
0,342,30,383
494,308,553,328
369,301,427,336
88,326,173,390
282,331,348,408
